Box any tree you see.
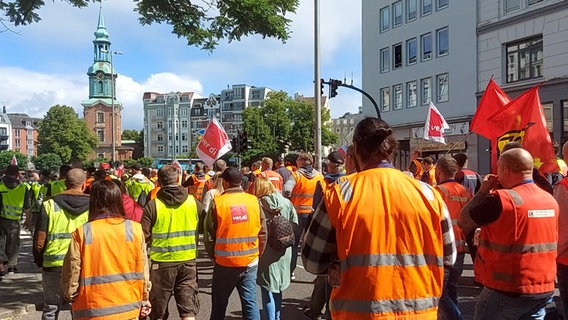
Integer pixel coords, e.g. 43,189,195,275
287,96,337,153
34,153,62,174
122,129,144,159
37,105,98,163
1,0,299,50
0,150,27,171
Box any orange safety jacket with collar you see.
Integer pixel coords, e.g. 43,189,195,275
213,192,261,267
187,174,210,201
149,186,160,200
435,181,471,253
71,218,145,320
475,183,558,294
290,171,324,214
260,170,283,191
409,159,423,179
325,168,446,320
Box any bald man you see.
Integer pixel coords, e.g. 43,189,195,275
459,148,559,319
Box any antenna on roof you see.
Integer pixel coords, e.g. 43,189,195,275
351,71,354,86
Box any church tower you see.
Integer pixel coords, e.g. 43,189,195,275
81,5,128,162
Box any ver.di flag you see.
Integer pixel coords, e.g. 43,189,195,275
196,116,232,168
486,84,558,174
423,102,449,144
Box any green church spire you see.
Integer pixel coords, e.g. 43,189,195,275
94,4,109,42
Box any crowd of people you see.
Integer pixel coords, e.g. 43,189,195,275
1,116,568,319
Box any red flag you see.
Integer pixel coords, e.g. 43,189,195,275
196,116,232,168
10,155,17,165
471,79,510,139
423,102,449,144
487,85,558,174
337,144,348,156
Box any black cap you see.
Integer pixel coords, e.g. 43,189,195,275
327,151,345,165
220,167,242,185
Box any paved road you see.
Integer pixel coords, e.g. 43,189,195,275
0,229,562,319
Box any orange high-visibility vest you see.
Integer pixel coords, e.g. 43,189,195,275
435,181,471,253
260,170,283,191
149,186,160,200
290,171,324,214
409,159,423,179
213,192,261,267
188,174,210,201
71,218,145,320
325,168,446,320
420,167,437,186
475,183,558,294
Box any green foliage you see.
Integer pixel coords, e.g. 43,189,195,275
136,156,154,168
1,0,299,50
34,153,62,173
0,151,28,171
37,105,98,163
241,91,338,163
122,129,142,142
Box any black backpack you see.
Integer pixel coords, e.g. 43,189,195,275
263,205,295,251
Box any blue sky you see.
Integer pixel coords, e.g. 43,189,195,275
0,0,362,130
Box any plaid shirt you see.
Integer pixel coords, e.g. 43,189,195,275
301,182,457,275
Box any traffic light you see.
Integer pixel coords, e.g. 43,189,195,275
320,78,325,97
330,79,342,98
239,131,250,153
231,136,238,152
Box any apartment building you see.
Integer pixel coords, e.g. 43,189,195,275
7,113,40,158
0,107,12,151
331,107,365,148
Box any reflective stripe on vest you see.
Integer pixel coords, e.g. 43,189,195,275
213,192,261,267
341,253,444,272
332,296,439,314
188,174,209,201
0,182,27,220
435,182,471,253
73,218,144,320
290,171,323,214
150,196,198,262
43,200,88,267
475,184,558,294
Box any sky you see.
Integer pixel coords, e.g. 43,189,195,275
0,0,363,130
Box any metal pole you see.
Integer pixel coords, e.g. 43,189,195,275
110,52,115,164
314,0,322,171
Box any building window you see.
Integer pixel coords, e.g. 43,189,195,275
97,112,104,123
542,102,553,132
421,77,432,105
180,107,188,116
157,146,164,153
168,120,172,128
157,121,163,129
168,134,172,141
505,0,521,13
407,38,417,65
157,134,163,141
393,1,403,28
182,145,188,153
407,81,417,108
437,0,448,10
422,0,432,15
421,33,432,61
182,133,188,141
97,153,104,159
380,6,390,32
182,120,188,128
528,0,543,5
506,36,543,83
336,128,341,133
97,129,104,142
380,48,390,73
407,0,417,21
15,129,20,138
15,139,20,147
437,27,449,56
393,84,403,110
393,43,403,69
156,109,164,117
436,73,449,102
380,87,390,112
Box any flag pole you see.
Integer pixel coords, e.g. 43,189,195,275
444,131,471,156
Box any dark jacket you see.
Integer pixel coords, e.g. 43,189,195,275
33,190,90,268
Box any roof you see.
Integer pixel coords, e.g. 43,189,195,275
6,113,41,129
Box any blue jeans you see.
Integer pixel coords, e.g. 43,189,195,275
474,287,553,320
211,263,260,320
42,269,64,320
438,253,465,320
557,263,568,317
261,287,282,320
290,213,310,274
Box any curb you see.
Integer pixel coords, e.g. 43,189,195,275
0,303,38,320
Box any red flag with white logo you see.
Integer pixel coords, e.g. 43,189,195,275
196,116,232,168
423,102,449,144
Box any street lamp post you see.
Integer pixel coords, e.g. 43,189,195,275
108,51,123,164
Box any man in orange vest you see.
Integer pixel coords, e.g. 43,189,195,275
259,157,283,191
459,148,558,319
302,118,456,320
182,162,209,201
421,156,437,185
283,152,324,280
408,150,423,179
434,156,472,320
554,140,568,316
204,167,267,320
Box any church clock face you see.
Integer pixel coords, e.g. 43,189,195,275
96,72,104,80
